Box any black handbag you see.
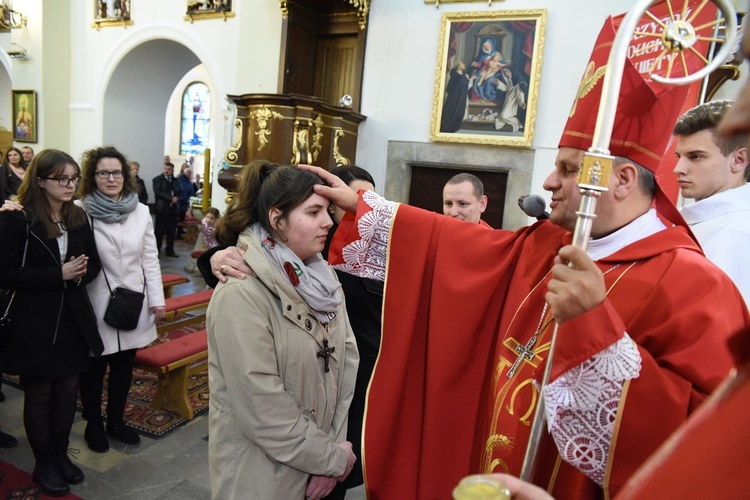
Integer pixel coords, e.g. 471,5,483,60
92,218,146,331
1,215,30,343
103,285,145,331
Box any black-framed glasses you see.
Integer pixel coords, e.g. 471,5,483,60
43,175,82,187
95,170,124,180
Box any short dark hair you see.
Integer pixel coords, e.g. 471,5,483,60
79,146,138,198
673,100,749,180
445,173,484,198
215,160,325,245
330,165,375,189
613,156,656,199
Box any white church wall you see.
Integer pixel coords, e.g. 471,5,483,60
357,0,646,213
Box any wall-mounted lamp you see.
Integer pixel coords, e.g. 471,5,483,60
0,1,28,30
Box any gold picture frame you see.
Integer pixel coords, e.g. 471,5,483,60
91,0,133,30
12,90,37,143
185,1,235,23
429,9,547,148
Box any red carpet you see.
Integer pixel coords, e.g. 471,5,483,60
0,460,83,499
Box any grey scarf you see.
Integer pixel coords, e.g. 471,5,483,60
83,189,139,223
250,223,342,324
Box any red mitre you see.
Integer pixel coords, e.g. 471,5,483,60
558,15,699,228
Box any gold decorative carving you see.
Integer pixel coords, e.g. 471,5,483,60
184,11,235,23
426,0,502,6
311,115,324,162
91,19,134,30
333,128,350,167
291,119,311,166
224,118,244,165
279,0,369,29
249,106,284,151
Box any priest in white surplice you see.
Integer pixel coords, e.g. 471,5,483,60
673,100,750,305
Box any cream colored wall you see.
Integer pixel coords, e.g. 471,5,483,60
0,0,745,214
357,0,645,210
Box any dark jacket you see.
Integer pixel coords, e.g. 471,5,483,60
152,174,182,215
0,210,104,377
135,175,148,204
177,173,195,212
0,164,22,202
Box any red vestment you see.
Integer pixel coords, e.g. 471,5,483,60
617,330,750,498
329,196,750,500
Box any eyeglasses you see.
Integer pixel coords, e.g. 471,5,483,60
95,170,124,180
43,176,82,187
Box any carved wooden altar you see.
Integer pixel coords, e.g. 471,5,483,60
219,93,366,192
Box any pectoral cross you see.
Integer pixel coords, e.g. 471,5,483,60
317,339,335,372
507,336,537,379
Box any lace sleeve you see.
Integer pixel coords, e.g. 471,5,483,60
543,334,642,487
333,191,397,282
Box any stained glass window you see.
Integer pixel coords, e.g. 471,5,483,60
180,82,211,156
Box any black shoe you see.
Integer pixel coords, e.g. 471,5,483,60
32,459,70,497
0,430,16,448
106,420,140,445
165,252,179,258
84,422,109,453
57,450,84,485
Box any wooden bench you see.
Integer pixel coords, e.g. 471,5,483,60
161,273,190,299
162,288,213,323
134,330,208,420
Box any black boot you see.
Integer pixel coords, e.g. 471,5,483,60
0,429,17,448
84,422,109,453
32,458,70,497
57,448,84,484
106,420,140,445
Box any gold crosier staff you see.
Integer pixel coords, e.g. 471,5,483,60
520,0,738,481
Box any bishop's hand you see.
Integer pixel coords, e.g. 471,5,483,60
298,164,359,214
545,245,605,324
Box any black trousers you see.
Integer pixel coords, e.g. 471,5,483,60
154,212,178,254
79,349,138,426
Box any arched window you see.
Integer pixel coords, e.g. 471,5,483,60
180,82,211,156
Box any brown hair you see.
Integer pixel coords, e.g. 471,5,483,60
78,146,138,198
214,160,325,245
17,149,87,238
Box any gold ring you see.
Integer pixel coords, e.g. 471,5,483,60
220,264,226,273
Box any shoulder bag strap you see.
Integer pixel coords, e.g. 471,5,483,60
1,213,30,321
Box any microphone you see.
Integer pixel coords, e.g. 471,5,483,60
520,194,550,220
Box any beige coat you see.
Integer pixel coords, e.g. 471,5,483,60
206,227,359,500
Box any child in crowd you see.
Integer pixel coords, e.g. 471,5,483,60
201,207,220,250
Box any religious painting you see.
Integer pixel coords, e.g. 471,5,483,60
430,9,547,148
12,90,36,143
92,0,133,29
185,0,235,22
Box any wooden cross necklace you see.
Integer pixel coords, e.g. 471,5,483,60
317,338,335,372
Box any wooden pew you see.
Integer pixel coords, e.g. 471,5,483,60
161,273,190,299
134,330,208,420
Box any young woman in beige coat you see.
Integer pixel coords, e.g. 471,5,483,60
207,160,358,500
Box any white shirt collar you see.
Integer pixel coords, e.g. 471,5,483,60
587,208,666,261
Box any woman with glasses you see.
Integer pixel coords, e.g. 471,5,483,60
0,149,103,496
76,146,165,454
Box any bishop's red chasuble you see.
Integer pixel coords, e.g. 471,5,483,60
330,197,750,500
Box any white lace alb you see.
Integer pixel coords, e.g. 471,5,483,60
333,190,395,281
544,334,642,486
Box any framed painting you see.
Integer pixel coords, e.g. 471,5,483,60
185,1,235,23
12,90,37,143
92,0,133,29
430,9,547,148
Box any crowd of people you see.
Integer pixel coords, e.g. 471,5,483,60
2,3,750,499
